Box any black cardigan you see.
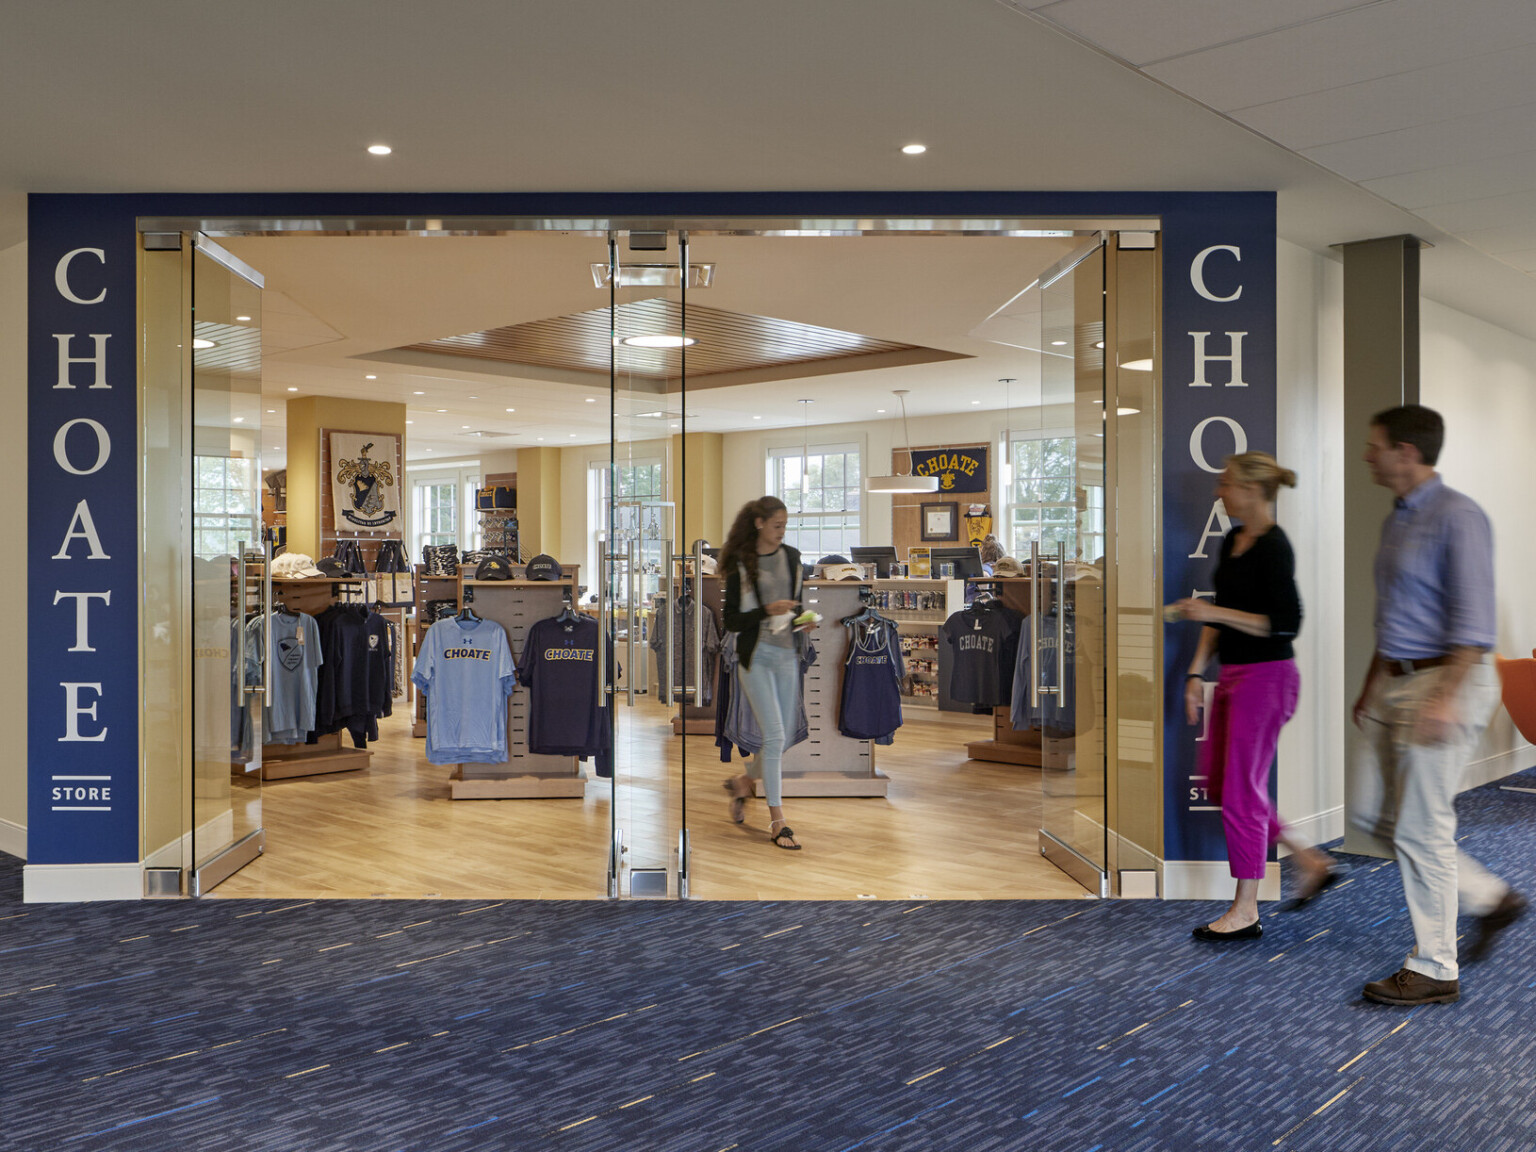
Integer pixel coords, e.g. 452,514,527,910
722,545,804,671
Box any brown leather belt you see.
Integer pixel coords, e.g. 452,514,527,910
1379,654,1452,677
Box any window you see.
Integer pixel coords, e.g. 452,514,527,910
194,455,259,559
1005,434,1100,561
768,443,861,557
410,465,481,560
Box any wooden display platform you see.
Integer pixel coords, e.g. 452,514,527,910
262,734,371,780
672,714,715,735
449,767,589,799
753,768,891,798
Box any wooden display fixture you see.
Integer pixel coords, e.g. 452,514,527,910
442,574,589,800
262,732,371,780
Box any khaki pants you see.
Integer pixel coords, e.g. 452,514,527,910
1350,659,1506,981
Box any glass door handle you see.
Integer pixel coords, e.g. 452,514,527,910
1029,540,1041,709
1054,540,1066,699
596,532,608,712
660,538,675,707
262,531,273,699
625,539,638,707
237,540,249,702
692,539,706,707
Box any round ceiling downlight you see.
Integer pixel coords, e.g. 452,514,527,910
620,334,696,348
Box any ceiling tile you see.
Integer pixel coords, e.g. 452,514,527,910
1145,0,1536,111
1030,0,1370,67
1454,220,1536,254
1416,190,1536,233
1234,43,1536,150
1359,149,1536,208
1495,249,1536,273
1302,99,1536,182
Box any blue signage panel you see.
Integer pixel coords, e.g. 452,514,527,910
27,198,141,863
910,446,988,493
25,191,1274,873
1158,195,1279,863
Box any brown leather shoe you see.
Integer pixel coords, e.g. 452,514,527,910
1362,968,1460,1006
1465,889,1528,963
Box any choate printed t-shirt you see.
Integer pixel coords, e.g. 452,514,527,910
517,615,613,765
412,616,517,765
941,601,1023,708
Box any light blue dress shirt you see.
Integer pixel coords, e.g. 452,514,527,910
1374,474,1496,659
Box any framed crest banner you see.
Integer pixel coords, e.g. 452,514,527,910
330,432,401,529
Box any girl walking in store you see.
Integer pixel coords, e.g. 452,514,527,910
721,496,812,850
1170,452,1338,940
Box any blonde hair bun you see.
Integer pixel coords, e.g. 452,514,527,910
1225,451,1298,500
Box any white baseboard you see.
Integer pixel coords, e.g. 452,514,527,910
0,816,25,860
1463,744,1535,791
1278,806,1344,853
1161,859,1281,902
24,862,141,902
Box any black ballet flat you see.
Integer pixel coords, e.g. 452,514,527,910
1191,920,1262,942
1281,867,1341,912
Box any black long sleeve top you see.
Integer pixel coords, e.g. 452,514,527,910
1212,525,1303,664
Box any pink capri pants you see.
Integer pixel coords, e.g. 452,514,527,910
1201,659,1301,881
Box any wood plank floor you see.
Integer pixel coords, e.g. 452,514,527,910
210,699,1092,901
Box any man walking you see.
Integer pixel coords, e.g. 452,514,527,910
1352,405,1525,1006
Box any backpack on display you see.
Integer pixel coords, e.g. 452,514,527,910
332,538,367,574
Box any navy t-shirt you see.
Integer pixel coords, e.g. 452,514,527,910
517,615,613,769
942,602,1023,708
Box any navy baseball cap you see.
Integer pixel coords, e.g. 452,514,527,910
316,557,348,577
475,554,514,580
525,554,563,581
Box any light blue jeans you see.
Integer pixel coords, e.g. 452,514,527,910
737,642,799,808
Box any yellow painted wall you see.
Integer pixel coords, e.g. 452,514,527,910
517,446,563,558
670,432,725,548
284,397,408,558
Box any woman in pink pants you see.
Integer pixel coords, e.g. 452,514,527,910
1171,452,1336,941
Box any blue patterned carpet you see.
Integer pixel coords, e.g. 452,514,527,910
6,771,1536,1151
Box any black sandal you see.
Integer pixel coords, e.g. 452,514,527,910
770,821,802,851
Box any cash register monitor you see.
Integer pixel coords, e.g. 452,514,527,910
850,546,899,578
929,546,984,580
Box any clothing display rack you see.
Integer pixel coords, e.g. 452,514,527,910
445,570,588,799
657,572,724,736
258,575,378,780
960,574,1072,770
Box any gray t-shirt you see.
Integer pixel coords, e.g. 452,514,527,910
255,610,323,744
756,547,795,649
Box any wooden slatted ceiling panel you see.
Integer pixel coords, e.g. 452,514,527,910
400,299,922,381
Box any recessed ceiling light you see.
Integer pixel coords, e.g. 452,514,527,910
536,437,544,441
971,400,981,405
505,408,515,413
365,374,377,380
1050,340,1068,347
569,433,577,438
620,334,695,348
405,420,413,425
1094,341,1105,349
413,390,425,395
901,143,927,155
670,423,679,428
461,425,470,429
424,447,432,452
232,417,244,423
287,387,298,392
235,315,251,322
367,144,392,156
266,409,275,414
877,409,886,413
192,338,216,349
437,409,447,413
752,415,762,420
585,397,597,403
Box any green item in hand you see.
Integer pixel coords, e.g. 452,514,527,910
794,610,821,627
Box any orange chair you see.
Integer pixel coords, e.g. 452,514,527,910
1496,649,1536,745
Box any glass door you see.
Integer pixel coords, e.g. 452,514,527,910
606,232,690,897
1035,239,1111,896
188,235,268,896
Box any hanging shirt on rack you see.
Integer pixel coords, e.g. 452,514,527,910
312,604,393,748
649,594,723,706
839,613,906,741
1010,609,1077,735
413,615,517,765
251,609,323,745
941,599,1024,708
517,613,614,775
716,631,816,760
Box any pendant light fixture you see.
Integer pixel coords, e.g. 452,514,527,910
867,389,939,493
798,399,813,500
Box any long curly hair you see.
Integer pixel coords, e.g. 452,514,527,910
719,496,788,585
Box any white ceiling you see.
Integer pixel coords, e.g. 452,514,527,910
1019,0,1536,281
216,231,1082,460
4,0,1536,337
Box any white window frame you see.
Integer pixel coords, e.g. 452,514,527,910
766,440,862,558
588,455,668,604
193,453,260,560
408,463,482,562
1002,429,1099,561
